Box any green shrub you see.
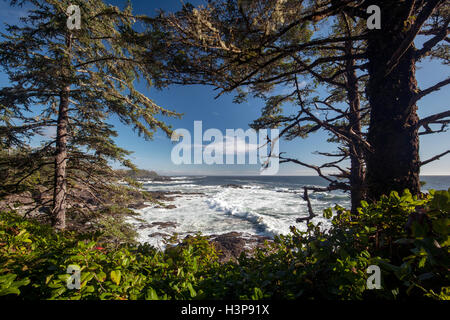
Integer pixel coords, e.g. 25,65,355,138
197,189,449,300
0,189,448,300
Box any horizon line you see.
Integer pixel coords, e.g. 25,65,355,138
156,173,450,177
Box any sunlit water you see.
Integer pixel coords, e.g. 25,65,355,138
127,175,450,248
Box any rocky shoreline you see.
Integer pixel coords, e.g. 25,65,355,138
208,232,272,263
1,177,274,262
129,181,273,263
128,190,205,210
135,217,272,263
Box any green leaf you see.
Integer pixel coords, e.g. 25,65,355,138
187,282,196,298
432,190,450,211
45,274,54,285
251,287,263,300
110,270,121,285
419,256,427,268
146,287,159,300
323,208,333,219
51,286,66,299
84,286,95,293
432,218,449,236
96,271,106,282
0,287,20,296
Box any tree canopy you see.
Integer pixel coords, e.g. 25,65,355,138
0,0,180,229
145,0,449,206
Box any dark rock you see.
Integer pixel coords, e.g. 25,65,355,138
137,223,153,230
211,233,246,263
150,221,178,229
137,221,178,230
208,232,271,263
223,184,244,189
127,202,148,210
148,232,171,238
145,191,204,204
147,191,176,201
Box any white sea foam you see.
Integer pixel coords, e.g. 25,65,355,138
127,177,350,247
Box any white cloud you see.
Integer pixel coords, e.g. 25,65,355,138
203,136,259,155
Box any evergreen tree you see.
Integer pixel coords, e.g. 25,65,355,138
0,0,180,229
148,0,449,201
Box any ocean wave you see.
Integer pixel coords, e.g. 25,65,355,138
204,190,303,237
309,192,349,201
206,197,276,237
130,177,349,244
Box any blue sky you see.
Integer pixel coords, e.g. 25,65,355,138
0,0,449,176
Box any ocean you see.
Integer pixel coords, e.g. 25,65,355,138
128,175,450,247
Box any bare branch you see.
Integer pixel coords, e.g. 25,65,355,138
417,110,450,128
421,150,450,166
412,77,450,104
385,0,444,75
415,17,450,59
296,187,316,223
419,121,449,135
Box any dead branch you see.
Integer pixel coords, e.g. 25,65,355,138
421,150,450,166
385,0,444,76
415,17,450,59
412,77,450,105
417,110,450,128
296,187,316,223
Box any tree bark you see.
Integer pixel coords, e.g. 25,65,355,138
52,86,69,230
52,34,72,230
346,53,366,214
347,60,366,214
365,2,421,201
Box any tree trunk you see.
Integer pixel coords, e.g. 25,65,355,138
52,34,72,230
365,3,420,201
345,32,366,214
350,152,365,212
52,85,70,230
346,64,365,213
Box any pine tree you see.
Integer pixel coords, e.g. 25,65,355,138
0,0,180,229
148,0,449,201
242,12,370,214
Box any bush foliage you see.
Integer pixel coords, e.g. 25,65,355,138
0,189,448,300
